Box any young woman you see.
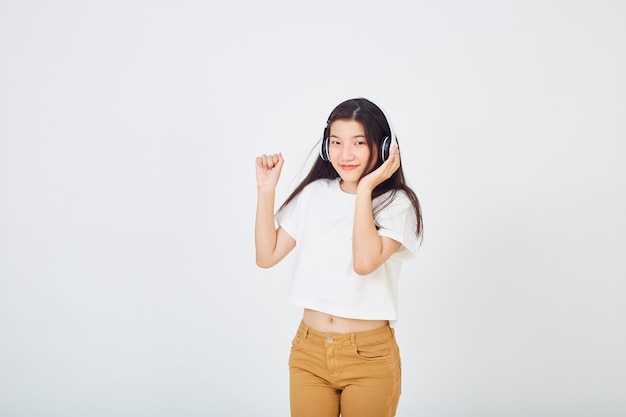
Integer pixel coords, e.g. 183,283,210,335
255,98,422,417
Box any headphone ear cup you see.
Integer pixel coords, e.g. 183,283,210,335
320,137,330,161
381,136,391,161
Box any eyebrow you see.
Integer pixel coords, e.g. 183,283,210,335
329,134,367,139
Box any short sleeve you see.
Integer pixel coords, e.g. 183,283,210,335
275,190,303,242
374,192,419,260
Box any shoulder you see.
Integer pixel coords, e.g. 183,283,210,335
311,178,338,189
283,178,338,209
302,178,338,194
373,189,412,210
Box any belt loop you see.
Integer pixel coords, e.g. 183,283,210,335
350,332,357,347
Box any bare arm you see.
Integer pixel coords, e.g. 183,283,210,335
352,146,402,275
255,153,296,268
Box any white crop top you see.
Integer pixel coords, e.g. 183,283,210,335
275,178,418,323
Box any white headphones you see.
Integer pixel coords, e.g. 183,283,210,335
319,99,398,162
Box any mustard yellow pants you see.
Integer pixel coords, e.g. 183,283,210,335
288,321,401,417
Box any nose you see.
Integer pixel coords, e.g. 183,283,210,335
340,144,354,161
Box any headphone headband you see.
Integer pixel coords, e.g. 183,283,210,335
319,99,398,162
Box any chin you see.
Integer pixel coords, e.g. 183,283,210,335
341,174,362,184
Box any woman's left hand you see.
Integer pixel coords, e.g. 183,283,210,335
357,145,400,192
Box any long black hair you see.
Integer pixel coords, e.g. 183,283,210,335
279,98,423,238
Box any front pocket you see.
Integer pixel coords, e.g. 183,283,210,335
291,333,304,350
354,341,391,360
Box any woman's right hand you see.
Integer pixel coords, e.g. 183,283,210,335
255,153,284,191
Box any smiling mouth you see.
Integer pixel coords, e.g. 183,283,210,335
340,165,358,171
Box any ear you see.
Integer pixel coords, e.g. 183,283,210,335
319,137,330,161
380,136,392,161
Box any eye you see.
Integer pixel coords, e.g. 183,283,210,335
330,140,341,145
355,140,366,146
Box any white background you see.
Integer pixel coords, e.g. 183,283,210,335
1,1,625,416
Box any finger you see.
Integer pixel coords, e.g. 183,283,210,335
390,152,401,172
266,154,276,169
257,153,283,170
275,153,284,169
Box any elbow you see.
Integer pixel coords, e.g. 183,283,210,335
256,258,273,269
256,253,278,269
352,259,377,276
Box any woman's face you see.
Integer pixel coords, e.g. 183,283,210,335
328,119,376,193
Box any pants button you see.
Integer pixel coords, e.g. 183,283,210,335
327,337,334,344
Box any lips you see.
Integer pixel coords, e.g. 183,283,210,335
340,165,358,171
